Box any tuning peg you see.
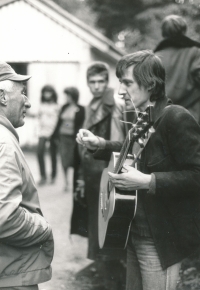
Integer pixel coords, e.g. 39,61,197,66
138,138,144,148
142,112,148,116
149,127,155,133
142,122,148,126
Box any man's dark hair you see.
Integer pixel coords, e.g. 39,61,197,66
161,15,187,38
64,86,79,104
87,62,109,82
41,85,57,103
116,50,165,102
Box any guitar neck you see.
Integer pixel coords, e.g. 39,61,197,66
113,106,154,174
113,130,134,174
131,129,153,166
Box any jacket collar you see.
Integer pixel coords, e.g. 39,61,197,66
153,97,172,127
85,87,115,129
101,87,115,106
89,87,115,109
154,35,200,52
0,115,19,141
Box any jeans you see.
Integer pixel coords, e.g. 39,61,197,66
37,137,57,179
126,233,181,290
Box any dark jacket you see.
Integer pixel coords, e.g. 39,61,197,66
154,35,200,123
52,103,85,138
93,97,200,269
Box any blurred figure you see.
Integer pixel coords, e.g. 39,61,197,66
37,85,59,185
53,87,85,190
154,15,200,122
71,62,126,290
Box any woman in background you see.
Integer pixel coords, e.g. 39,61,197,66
37,85,59,185
53,87,85,191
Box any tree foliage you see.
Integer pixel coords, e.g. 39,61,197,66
122,3,200,52
52,0,200,52
51,0,96,27
84,0,200,52
85,0,173,38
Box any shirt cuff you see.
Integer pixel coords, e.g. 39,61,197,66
97,137,106,149
148,173,156,194
87,137,106,154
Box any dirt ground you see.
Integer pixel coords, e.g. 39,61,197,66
24,151,200,290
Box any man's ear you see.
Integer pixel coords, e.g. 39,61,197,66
147,81,155,92
0,90,7,106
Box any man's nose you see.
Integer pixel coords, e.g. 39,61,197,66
25,96,31,108
118,83,126,97
94,82,99,90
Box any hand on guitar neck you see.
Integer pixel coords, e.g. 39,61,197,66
108,165,151,191
76,129,100,150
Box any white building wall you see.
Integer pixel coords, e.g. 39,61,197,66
0,0,122,146
0,1,89,62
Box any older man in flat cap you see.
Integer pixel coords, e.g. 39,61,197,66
0,62,54,290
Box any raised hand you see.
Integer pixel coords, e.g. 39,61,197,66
76,129,100,150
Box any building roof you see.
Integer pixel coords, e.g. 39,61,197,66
0,0,124,61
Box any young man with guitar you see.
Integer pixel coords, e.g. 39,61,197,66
76,50,200,290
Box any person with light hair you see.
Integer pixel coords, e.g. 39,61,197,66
154,14,200,122
0,62,54,290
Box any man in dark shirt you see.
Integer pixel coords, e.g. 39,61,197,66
76,50,200,290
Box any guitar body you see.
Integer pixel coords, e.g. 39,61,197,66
98,152,137,249
98,105,154,250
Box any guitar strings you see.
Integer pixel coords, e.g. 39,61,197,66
116,104,151,172
120,110,147,127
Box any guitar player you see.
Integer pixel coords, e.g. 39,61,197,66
76,50,200,290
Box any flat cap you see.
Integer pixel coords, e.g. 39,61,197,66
0,62,31,82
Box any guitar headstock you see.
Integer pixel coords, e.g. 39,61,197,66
129,105,154,146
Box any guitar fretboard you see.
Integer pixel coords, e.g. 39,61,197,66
113,106,154,174
113,129,134,174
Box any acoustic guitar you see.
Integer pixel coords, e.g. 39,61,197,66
98,105,154,249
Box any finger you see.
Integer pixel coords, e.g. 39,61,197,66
76,137,84,146
123,165,135,171
76,131,85,141
76,137,81,144
78,129,84,139
79,129,88,139
82,137,93,142
108,172,122,179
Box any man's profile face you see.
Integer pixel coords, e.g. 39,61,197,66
118,65,150,112
6,82,31,128
87,73,108,98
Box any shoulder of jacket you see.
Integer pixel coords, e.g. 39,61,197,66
163,104,196,124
